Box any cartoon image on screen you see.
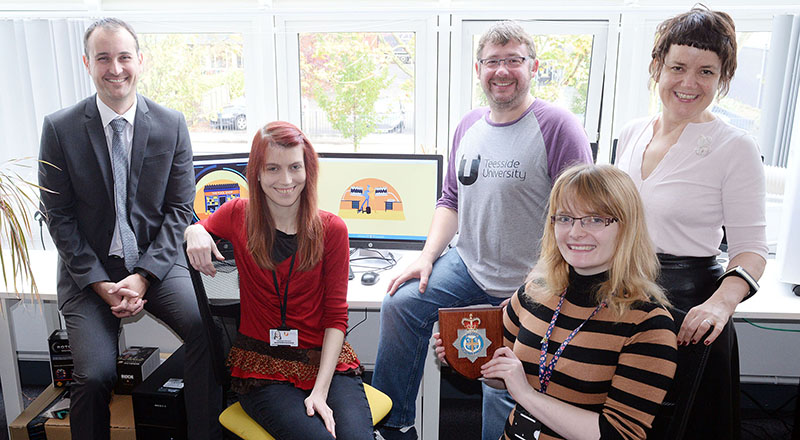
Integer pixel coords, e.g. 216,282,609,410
192,159,250,222
317,153,442,250
338,178,405,220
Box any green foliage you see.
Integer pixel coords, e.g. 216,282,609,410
533,34,592,116
302,33,390,151
137,33,244,128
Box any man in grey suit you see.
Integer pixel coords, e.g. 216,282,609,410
38,18,221,440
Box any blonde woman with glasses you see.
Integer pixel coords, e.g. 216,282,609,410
435,164,677,440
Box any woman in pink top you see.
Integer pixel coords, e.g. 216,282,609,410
616,6,767,439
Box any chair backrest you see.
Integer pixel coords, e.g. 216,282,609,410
184,243,241,389
649,307,712,440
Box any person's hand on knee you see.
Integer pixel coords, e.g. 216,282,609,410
304,392,336,437
387,256,434,295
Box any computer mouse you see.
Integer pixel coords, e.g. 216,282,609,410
361,271,380,286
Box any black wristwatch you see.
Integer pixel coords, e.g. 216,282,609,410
134,268,159,285
716,265,759,301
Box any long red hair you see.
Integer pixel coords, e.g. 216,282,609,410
246,121,323,271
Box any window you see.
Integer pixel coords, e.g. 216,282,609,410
298,32,415,153
138,32,248,154
277,15,435,154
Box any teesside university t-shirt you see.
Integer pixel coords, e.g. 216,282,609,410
437,99,592,298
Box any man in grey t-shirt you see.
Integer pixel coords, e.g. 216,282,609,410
373,21,592,440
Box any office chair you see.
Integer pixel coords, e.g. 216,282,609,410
648,307,713,440
185,245,392,440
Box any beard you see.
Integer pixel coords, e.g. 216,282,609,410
482,81,532,112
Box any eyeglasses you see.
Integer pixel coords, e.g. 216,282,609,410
551,215,619,231
478,56,529,69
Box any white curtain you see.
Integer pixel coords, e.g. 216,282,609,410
759,14,800,167
0,18,92,172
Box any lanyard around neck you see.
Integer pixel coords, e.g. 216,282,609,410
272,253,297,329
538,289,605,394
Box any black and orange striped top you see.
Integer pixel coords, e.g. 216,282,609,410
503,270,677,440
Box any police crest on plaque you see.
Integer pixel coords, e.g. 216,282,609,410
454,314,491,362
438,306,503,380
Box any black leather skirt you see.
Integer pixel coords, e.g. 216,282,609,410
656,253,741,440
656,253,723,310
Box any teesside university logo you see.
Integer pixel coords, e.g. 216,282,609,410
458,154,481,186
453,313,492,363
458,154,527,187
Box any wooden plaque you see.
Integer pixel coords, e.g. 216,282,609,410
438,306,503,380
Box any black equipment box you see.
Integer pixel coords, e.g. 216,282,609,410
132,345,187,439
116,346,160,395
48,329,73,387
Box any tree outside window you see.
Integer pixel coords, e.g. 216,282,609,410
299,32,415,153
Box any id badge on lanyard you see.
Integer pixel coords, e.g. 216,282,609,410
269,328,299,347
270,254,299,347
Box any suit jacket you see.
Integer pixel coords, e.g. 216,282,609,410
38,94,195,302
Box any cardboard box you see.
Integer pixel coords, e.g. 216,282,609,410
9,384,66,440
48,329,73,387
44,393,136,440
115,346,160,395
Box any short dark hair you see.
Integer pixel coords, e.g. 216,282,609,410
650,5,737,96
83,18,140,57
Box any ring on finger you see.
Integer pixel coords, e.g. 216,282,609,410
703,319,713,326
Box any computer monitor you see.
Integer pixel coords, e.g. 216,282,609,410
192,152,444,251
191,153,250,260
317,153,443,250
191,153,250,223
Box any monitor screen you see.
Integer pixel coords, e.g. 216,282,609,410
317,153,443,250
192,153,250,223
192,153,250,260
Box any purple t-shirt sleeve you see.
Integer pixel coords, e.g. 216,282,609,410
534,100,593,185
437,108,489,210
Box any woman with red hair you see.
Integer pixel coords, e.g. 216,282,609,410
186,121,373,440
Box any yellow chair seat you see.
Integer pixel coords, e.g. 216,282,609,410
219,383,392,440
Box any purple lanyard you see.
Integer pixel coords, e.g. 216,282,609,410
538,290,605,394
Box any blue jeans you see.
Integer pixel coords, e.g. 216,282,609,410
239,375,374,440
371,249,512,435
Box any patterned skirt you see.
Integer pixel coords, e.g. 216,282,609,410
228,332,363,394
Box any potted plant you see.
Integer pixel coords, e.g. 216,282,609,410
0,158,51,304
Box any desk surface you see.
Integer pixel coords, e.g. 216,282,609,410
3,249,799,318
732,260,799,320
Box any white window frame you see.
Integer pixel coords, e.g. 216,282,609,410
276,13,438,154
